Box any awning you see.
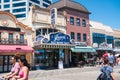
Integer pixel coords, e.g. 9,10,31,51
71,46,96,53
113,48,120,52
96,48,113,51
0,45,34,53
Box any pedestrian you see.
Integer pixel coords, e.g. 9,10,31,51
2,55,20,80
108,53,114,67
98,57,115,80
11,56,30,80
116,55,120,73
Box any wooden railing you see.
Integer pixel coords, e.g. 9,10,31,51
0,38,27,45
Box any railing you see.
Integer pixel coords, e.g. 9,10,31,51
0,38,27,45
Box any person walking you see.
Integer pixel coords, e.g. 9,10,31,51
2,55,20,80
98,57,115,80
108,53,115,67
116,55,120,73
11,56,30,80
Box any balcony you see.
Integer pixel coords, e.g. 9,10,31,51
0,38,27,45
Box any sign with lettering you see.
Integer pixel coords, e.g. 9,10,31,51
50,8,57,27
36,35,44,42
49,32,70,44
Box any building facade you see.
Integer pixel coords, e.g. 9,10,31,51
90,21,114,56
113,29,120,51
47,0,96,67
0,0,52,19
0,11,34,73
47,0,91,46
21,5,74,69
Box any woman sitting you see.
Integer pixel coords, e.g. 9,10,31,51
12,56,30,80
2,55,20,80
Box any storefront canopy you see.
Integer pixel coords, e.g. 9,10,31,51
71,46,96,53
113,48,120,52
0,45,34,53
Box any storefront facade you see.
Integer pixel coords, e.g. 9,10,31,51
0,11,34,73
34,32,74,69
113,29,120,52
90,21,114,56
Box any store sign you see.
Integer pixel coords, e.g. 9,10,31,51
49,32,70,44
36,35,44,42
99,42,112,48
93,43,98,48
50,8,57,27
75,42,87,46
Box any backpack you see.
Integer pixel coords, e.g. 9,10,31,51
97,67,108,80
97,72,108,80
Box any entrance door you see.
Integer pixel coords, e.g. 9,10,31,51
46,49,59,68
0,55,12,73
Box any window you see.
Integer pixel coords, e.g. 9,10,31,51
48,29,53,34
5,10,10,12
4,4,10,8
12,2,26,7
15,14,26,18
36,29,41,36
13,0,19,1
70,17,74,25
71,32,75,39
42,29,47,35
29,2,32,6
43,0,51,4
82,19,86,27
77,33,81,41
9,33,13,43
4,0,10,2
30,0,40,4
83,33,87,42
76,18,80,26
20,34,24,43
13,8,26,13
43,3,49,7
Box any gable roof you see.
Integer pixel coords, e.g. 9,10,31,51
47,0,90,14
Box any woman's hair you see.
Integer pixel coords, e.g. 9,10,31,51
19,56,30,70
103,57,109,65
12,55,20,62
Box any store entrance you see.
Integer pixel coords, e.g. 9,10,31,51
46,49,59,68
0,55,13,73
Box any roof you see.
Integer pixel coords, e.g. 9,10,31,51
90,21,113,33
47,0,90,14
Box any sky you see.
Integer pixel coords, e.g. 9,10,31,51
52,0,120,30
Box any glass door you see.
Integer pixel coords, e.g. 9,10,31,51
0,56,3,73
0,55,13,73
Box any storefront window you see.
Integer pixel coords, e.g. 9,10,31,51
34,49,63,69
9,33,13,43
20,34,24,44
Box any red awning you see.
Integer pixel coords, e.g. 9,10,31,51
0,45,34,53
